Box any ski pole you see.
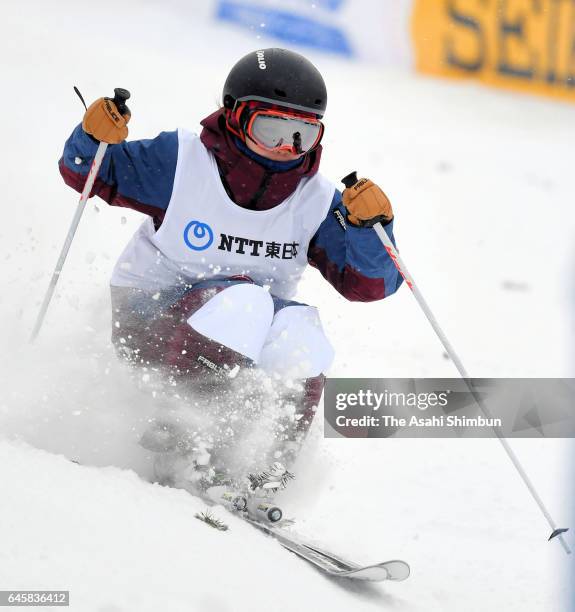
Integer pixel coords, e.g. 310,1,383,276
341,172,571,555
30,88,130,342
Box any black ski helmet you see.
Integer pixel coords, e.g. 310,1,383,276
222,48,327,118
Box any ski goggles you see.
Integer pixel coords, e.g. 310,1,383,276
243,107,324,154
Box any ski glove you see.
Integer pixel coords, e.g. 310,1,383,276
342,178,393,227
82,97,130,144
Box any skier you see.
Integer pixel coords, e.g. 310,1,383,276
59,48,402,489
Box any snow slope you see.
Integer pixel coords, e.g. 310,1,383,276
1,1,574,611
3,440,400,612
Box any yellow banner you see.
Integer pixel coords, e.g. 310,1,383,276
412,0,575,102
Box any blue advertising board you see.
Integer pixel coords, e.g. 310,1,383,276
216,0,353,56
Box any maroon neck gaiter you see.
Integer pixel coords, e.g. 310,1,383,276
199,109,322,211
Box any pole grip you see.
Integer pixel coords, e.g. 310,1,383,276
341,171,358,189
112,88,131,115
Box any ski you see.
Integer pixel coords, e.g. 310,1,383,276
243,516,410,582
200,478,410,582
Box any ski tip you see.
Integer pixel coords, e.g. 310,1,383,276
385,560,411,582
353,560,411,582
548,528,569,541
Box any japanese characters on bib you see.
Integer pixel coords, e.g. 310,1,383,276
111,130,335,299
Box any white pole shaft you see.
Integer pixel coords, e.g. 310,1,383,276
30,141,108,342
374,223,571,555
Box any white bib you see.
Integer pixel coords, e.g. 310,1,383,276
111,130,335,299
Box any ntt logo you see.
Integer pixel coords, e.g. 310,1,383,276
256,50,266,70
183,220,214,251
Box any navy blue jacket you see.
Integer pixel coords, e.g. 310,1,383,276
59,125,403,301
